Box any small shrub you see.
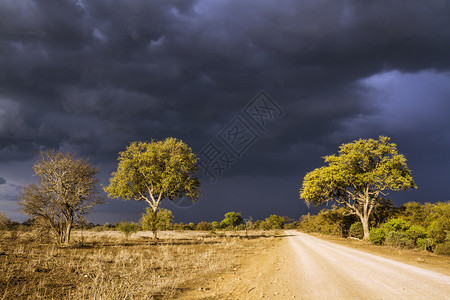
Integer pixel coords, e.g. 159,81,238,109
264,215,285,230
434,243,450,255
416,238,434,251
383,218,411,233
211,221,221,230
173,222,185,231
220,212,243,228
385,231,414,249
91,226,103,232
258,221,272,231
195,221,212,231
427,220,448,244
284,222,298,230
434,231,450,255
236,224,246,231
186,222,195,230
102,222,111,231
348,222,364,239
369,228,386,245
406,225,428,243
141,208,174,231
117,221,139,240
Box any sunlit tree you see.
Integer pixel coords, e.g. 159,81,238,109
105,138,201,239
300,136,416,240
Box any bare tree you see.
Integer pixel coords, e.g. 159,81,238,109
19,150,104,244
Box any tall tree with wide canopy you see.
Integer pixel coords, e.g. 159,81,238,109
300,136,416,240
104,138,201,238
19,150,103,244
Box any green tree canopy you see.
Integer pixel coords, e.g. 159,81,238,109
104,138,201,238
141,208,174,231
300,136,416,240
265,215,285,229
220,212,243,228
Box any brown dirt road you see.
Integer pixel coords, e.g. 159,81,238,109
181,231,450,299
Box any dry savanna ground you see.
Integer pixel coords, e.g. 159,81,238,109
1,230,449,299
0,230,281,299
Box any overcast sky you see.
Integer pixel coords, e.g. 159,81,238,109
1,0,449,224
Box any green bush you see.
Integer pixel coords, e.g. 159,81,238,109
434,231,450,255
236,224,246,230
211,221,221,230
195,221,213,231
434,243,450,255
348,222,364,239
258,221,272,231
385,231,414,249
427,220,448,244
406,225,428,243
102,222,112,231
264,215,285,229
220,212,243,228
117,221,139,240
383,218,411,233
416,238,434,251
297,213,317,232
369,228,386,245
185,222,195,230
141,208,174,231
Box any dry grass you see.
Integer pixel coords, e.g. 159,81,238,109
0,230,276,299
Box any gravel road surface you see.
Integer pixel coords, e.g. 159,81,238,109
287,231,450,299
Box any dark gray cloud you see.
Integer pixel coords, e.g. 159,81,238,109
1,0,449,223
0,177,5,185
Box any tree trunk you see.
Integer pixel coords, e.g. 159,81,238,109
360,214,370,241
151,209,158,240
64,222,72,245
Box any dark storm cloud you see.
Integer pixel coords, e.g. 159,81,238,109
0,177,5,185
1,0,449,221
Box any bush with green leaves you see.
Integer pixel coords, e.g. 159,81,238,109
211,221,221,230
369,228,386,245
427,220,448,244
398,202,426,226
384,231,414,249
173,222,185,231
383,218,411,234
434,232,450,255
265,215,285,229
257,220,271,231
195,221,212,231
220,212,243,229
236,224,246,230
348,222,364,239
117,221,139,240
405,225,428,243
141,208,174,232
297,208,357,237
417,237,434,251
102,222,112,231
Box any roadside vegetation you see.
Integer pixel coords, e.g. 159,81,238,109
297,201,450,255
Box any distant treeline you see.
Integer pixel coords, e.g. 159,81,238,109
0,210,296,237
2,201,448,255
297,201,450,255
84,211,297,232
